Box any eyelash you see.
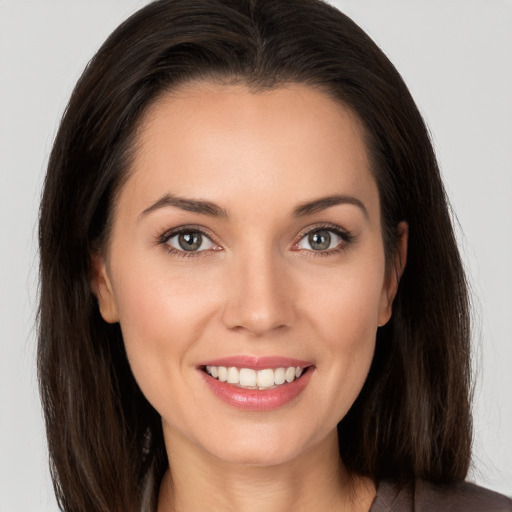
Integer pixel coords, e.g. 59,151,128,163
293,223,355,257
156,223,355,258
157,225,219,258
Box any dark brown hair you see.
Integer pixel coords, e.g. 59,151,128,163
38,0,472,510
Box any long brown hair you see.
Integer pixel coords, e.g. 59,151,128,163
38,1,472,510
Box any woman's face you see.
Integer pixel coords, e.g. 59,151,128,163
93,82,402,466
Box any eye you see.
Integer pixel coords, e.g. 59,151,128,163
295,228,347,252
165,230,216,252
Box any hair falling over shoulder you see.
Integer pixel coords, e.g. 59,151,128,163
38,1,472,510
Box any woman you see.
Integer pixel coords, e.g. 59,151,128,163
37,0,512,511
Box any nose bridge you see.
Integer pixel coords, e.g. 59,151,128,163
221,242,294,335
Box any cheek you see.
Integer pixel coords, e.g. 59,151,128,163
296,252,385,408
113,249,219,335
299,255,386,345
110,256,221,396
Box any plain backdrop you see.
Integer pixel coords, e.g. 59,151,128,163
1,1,511,510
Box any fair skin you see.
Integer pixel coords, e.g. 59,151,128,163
92,82,407,512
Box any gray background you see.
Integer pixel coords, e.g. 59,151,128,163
1,1,511,510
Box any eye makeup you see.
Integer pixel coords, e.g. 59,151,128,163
154,221,356,259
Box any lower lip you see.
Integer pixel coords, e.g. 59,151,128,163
200,368,314,411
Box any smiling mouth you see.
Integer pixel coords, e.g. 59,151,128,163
203,365,309,390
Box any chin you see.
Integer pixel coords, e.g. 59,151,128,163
208,441,301,467
196,422,326,468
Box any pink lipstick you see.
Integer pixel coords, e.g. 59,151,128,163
198,356,314,411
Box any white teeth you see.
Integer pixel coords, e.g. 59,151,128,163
239,368,257,387
217,366,228,382
227,367,239,384
205,365,306,389
274,367,286,385
257,369,275,388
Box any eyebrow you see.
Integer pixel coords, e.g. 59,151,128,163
292,194,368,219
138,194,228,220
138,192,368,220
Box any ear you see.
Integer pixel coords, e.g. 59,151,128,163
378,221,408,327
90,253,119,323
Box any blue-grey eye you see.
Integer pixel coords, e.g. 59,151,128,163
167,231,215,252
309,230,331,250
297,229,343,251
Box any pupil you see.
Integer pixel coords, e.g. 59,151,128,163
178,232,202,251
309,230,331,251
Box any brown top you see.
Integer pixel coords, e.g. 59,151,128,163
143,476,512,511
370,479,512,512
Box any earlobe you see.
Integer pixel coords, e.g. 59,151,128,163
378,221,408,327
90,253,119,324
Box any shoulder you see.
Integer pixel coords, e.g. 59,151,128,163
371,479,512,512
415,480,512,511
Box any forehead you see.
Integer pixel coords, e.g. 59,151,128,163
121,82,378,219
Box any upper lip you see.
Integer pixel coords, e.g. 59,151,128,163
198,355,314,370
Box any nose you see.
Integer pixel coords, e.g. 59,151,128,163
221,247,296,336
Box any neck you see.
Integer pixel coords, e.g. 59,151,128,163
157,428,375,512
